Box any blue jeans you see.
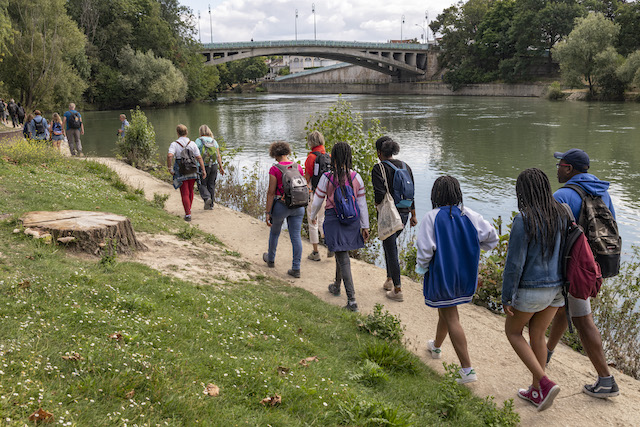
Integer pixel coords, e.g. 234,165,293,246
382,212,409,288
267,201,304,270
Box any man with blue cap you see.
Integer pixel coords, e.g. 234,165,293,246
546,148,619,399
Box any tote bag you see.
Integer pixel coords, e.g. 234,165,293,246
377,162,404,240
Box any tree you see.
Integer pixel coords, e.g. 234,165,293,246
0,0,11,62
617,50,640,89
2,0,88,109
615,2,640,56
553,12,620,96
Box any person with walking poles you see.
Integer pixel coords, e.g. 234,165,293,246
194,125,224,210
372,136,417,302
546,148,621,398
416,175,497,384
167,124,206,222
502,168,572,411
63,102,84,156
304,130,331,261
263,141,307,278
309,142,370,312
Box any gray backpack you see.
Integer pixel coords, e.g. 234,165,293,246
176,141,199,175
276,163,309,208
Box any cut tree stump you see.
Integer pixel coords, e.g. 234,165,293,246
20,210,147,255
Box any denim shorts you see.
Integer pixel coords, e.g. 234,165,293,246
512,286,564,313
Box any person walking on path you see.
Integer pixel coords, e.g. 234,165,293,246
49,113,65,151
167,124,206,222
546,148,620,398
263,141,305,278
7,100,18,128
304,130,331,261
118,114,129,139
194,125,224,210
63,103,84,156
502,168,571,411
17,103,25,126
416,175,498,384
309,142,370,312
28,110,49,140
23,114,33,139
372,136,417,302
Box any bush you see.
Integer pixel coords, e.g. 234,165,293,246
348,359,389,387
0,138,63,165
336,398,413,427
358,303,404,343
546,82,566,100
152,193,170,209
361,341,418,374
116,107,158,168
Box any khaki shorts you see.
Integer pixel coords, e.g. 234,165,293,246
567,294,592,317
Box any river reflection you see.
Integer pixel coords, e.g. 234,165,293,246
80,94,640,255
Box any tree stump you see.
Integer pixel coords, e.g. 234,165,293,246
20,210,147,255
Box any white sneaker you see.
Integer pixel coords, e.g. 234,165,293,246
383,278,393,291
427,340,441,359
385,289,404,302
456,368,477,384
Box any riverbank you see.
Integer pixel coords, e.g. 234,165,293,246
97,157,640,426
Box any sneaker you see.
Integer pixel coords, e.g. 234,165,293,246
537,376,560,411
383,278,393,291
344,301,359,312
546,349,554,366
427,340,441,359
583,376,620,398
184,215,192,222
204,199,213,210
327,250,334,258
262,252,274,268
456,368,477,384
386,289,404,302
287,269,301,278
307,251,321,261
328,283,341,296
517,385,541,407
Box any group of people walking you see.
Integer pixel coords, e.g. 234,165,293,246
0,98,25,127
22,103,85,156
167,124,620,411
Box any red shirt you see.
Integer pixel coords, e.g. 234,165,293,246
269,161,304,196
304,145,326,180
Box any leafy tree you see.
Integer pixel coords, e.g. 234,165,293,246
593,47,626,99
617,50,640,89
228,57,269,83
553,12,620,95
1,0,88,109
116,107,157,167
615,2,640,56
0,0,11,62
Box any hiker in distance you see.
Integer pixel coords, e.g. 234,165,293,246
167,124,206,222
304,130,332,261
194,125,224,210
502,168,571,411
118,114,129,139
263,141,306,278
62,103,84,156
416,176,498,384
309,142,370,312
546,148,620,398
371,136,417,302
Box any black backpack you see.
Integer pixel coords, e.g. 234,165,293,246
68,111,82,129
565,184,621,277
310,151,331,191
176,141,199,175
276,163,309,208
33,117,46,136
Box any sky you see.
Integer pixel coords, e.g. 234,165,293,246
180,0,459,44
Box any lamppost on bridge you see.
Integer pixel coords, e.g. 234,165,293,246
295,9,298,41
312,4,317,40
415,24,426,44
208,4,213,43
401,15,405,41
198,11,201,43
425,10,429,44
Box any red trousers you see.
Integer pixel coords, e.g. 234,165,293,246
180,179,196,215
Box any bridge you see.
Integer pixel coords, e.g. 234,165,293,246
200,40,431,80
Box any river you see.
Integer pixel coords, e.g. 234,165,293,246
80,94,640,255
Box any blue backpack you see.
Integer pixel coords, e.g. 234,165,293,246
327,172,360,225
383,160,414,209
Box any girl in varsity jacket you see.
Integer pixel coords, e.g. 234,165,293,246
415,176,498,384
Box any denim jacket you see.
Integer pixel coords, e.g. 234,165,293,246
501,214,564,307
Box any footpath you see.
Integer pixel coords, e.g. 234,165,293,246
94,157,639,426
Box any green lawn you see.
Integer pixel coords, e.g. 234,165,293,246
0,140,519,426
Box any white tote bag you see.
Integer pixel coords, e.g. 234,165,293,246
377,162,404,240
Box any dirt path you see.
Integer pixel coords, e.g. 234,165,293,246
95,158,639,426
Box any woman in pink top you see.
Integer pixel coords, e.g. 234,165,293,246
263,141,305,278
309,142,370,312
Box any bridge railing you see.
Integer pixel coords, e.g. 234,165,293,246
201,40,430,51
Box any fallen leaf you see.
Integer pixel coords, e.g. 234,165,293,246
202,312,208,319
61,352,84,361
260,394,282,406
25,255,34,260
18,280,30,289
297,328,303,334
277,366,290,376
203,383,220,396
28,408,53,423
299,356,318,366
108,333,122,341
125,390,135,399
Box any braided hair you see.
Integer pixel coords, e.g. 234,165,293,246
515,168,570,257
330,142,353,186
431,176,463,216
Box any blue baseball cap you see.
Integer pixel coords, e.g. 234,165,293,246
554,148,589,172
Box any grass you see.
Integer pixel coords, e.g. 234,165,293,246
0,140,519,426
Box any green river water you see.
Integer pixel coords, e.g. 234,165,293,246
79,94,640,255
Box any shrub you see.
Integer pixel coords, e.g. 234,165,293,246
348,359,388,387
176,225,197,240
358,303,404,343
152,193,170,209
116,107,158,168
336,398,413,427
0,137,63,165
361,341,418,374
546,82,566,100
